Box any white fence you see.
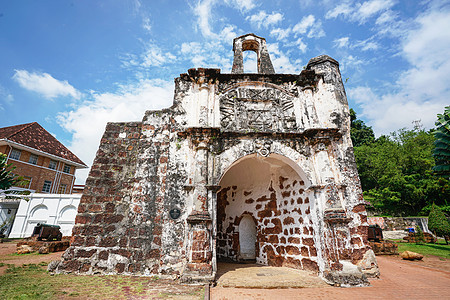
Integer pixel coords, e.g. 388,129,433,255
9,193,81,238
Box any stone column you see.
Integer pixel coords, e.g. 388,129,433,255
181,128,219,283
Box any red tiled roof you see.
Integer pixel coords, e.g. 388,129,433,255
0,122,87,167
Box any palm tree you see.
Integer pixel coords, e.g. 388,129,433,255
433,106,450,177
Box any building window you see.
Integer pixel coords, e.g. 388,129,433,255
10,148,21,160
58,184,67,194
28,154,38,165
42,180,52,193
49,160,57,170
63,164,71,173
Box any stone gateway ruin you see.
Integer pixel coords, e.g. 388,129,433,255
50,34,378,285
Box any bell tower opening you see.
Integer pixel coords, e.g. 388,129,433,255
231,33,275,74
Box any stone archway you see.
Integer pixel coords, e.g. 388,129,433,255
216,153,320,272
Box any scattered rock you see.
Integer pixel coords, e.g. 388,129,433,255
323,261,369,287
357,249,380,278
400,251,423,260
369,241,398,255
17,245,34,254
39,246,50,254
47,260,61,272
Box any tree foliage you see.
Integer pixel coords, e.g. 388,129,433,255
351,110,450,216
0,153,30,200
433,106,450,177
0,153,20,190
428,203,450,244
350,108,375,147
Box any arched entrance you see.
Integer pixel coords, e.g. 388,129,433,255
216,153,320,271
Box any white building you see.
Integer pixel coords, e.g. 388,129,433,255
8,193,81,238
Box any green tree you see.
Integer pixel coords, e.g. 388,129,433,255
433,106,450,178
350,110,450,216
428,203,450,244
350,108,375,147
0,153,30,199
0,153,20,190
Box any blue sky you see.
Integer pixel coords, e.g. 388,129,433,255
0,0,449,184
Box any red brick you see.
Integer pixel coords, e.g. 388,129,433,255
352,204,365,213
104,214,124,224
88,204,102,212
286,246,300,255
85,236,96,246
71,236,85,246
192,240,207,251
80,263,91,273
99,237,117,247
193,230,207,241
115,263,125,273
288,237,300,244
268,235,279,243
98,250,109,260
75,215,91,225
302,237,314,246
83,225,103,235
77,204,86,213
105,202,115,213
283,216,295,225
119,237,128,247
301,258,319,272
76,249,96,258
192,251,206,263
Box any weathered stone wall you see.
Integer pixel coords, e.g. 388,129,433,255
53,121,184,275
51,34,375,285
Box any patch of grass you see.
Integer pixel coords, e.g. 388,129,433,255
398,240,450,259
0,263,204,300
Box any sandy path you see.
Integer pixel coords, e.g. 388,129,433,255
211,255,450,300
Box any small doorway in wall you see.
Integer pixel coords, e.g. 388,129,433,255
239,215,257,260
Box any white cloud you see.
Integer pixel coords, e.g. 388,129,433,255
267,43,302,74
350,6,450,135
141,44,176,67
334,37,350,48
325,3,353,19
355,39,379,51
193,0,217,38
0,85,14,111
270,27,291,41
224,0,256,12
295,38,307,53
334,36,379,51
246,11,283,29
292,15,325,38
243,51,258,73
142,16,151,32
12,70,81,100
326,0,395,24
358,0,395,21
121,43,177,68
58,79,174,184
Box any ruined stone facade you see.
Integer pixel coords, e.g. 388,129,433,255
51,34,376,285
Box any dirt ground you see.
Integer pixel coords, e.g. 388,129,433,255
211,255,450,299
0,241,62,275
2,241,450,300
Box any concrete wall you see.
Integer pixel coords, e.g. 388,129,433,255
9,193,81,238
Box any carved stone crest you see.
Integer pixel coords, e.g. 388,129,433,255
220,86,297,132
